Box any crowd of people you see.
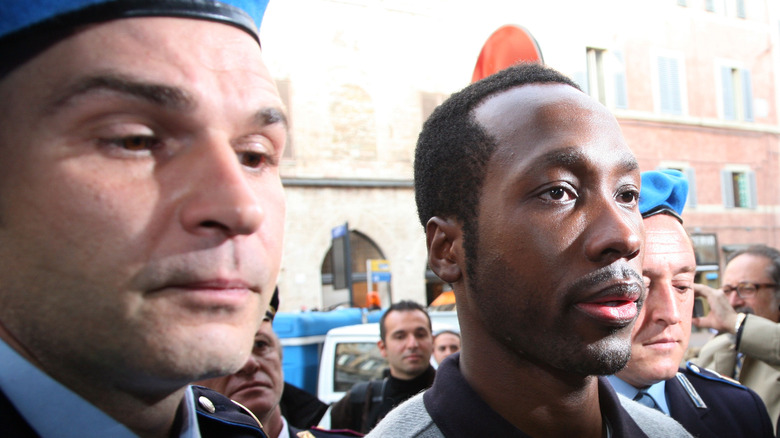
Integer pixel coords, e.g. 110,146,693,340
1,1,779,437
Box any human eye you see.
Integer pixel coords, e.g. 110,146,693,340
235,135,278,171
538,185,577,203
95,122,163,156
617,187,640,206
253,339,270,352
674,283,692,294
106,135,161,151
738,283,757,295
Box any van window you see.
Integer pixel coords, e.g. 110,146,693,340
334,342,387,392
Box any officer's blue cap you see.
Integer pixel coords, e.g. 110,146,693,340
639,169,688,223
0,0,269,78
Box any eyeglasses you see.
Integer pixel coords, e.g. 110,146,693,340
722,282,778,299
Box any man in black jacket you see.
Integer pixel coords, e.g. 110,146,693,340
330,301,435,433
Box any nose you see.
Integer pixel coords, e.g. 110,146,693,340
647,282,681,326
178,139,264,237
405,335,420,350
584,197,642,265
236,353,262,376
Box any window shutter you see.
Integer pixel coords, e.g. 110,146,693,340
748,170,758,208
741,70,754,122
721,66,736,120
685,167,698,208
613,51,628,109
721,170,735,208
658,56,682,114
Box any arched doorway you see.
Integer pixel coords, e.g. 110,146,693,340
321,230,389,309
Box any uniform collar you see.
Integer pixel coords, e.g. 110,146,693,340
606,375,669,415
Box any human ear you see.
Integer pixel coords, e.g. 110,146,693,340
426,216,463,283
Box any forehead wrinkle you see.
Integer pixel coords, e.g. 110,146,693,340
45,73,195,115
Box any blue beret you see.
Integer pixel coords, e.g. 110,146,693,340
639,169,688,223
0,0,269,77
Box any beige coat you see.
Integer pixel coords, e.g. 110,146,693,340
693,315,780,431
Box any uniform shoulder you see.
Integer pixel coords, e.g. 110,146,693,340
191,385,266,437
681,361,745,389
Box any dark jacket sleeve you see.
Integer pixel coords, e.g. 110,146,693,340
329,391,358,431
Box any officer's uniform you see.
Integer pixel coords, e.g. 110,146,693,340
193,386,269,437
665,362,774,437
0,2,272,437
1,386,267,438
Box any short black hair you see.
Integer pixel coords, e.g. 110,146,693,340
379,300,431,342
414,62,581,282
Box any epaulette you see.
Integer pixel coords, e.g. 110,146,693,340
674,371,707,409
684,361,746,389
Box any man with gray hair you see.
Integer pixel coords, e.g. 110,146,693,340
693,244,780,432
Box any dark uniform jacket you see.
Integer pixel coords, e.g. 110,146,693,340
1,386,268,437
280,382,329,430
666,363,774,438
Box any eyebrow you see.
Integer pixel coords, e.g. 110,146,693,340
47,74,195,113
254,107,288,130
532,147,639,173
44,73,289,134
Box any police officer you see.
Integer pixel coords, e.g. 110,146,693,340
0,1,285,436
608,169,774,437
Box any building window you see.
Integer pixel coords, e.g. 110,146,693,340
677,0,687,6
721,169,757,209
576,48,627,109
586,48,607,105
720,66,753,122
657,55,684,115
736,0,746,18
705,0,715,11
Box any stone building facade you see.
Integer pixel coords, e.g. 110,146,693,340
260,0,780,310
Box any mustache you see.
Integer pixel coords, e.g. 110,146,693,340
568,265,644,294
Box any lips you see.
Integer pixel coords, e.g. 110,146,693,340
148,277,260,310
575,281,643,326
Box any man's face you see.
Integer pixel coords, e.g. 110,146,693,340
0,17,286,393
617,214,696,387
198,321,284,423
468,83,645,376
378,310,433,380
433,332,461,364
723,254,780,322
